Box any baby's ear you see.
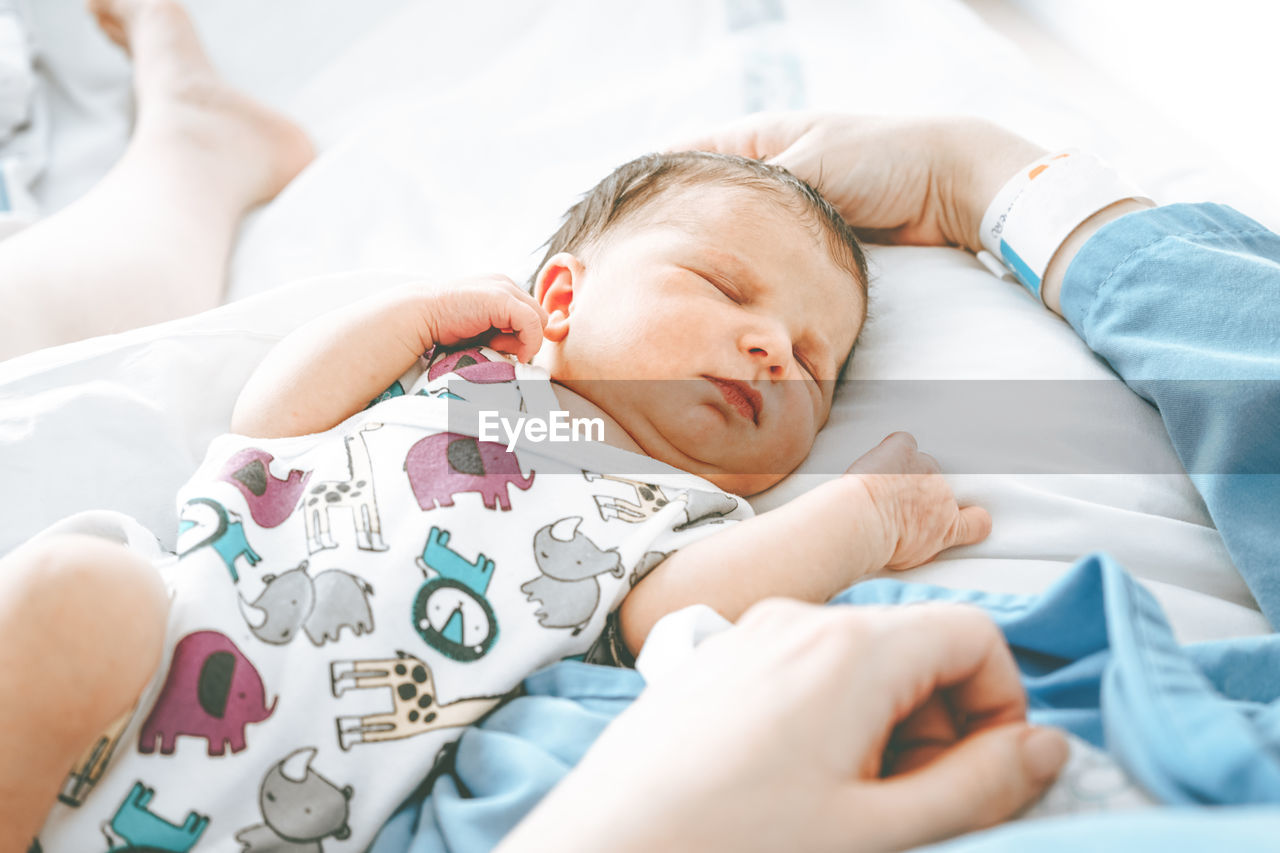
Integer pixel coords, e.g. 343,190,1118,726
534,252,584,343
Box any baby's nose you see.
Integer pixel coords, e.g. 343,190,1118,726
746,345,787,379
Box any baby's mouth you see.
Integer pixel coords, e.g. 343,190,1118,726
704,376,762,425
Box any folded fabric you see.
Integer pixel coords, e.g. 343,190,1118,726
919,807,1280,853
0,0,34,141
836,554,1280,806
370,663,644,852
0,0,42,237
370,554,1280,852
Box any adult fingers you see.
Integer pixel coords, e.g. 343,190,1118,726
761,123,840,189
670,111,819,160
877,604,1026,731
883,693,958,775
857,723,1068,850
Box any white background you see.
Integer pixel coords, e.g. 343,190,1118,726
970,0,1280,221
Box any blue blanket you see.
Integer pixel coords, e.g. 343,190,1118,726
371,553,1280,852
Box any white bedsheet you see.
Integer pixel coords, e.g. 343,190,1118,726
1,0,1269,645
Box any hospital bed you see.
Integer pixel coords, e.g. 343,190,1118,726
1,0,1276,847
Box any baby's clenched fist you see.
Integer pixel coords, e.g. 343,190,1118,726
416,274,548,363
844,432,991,571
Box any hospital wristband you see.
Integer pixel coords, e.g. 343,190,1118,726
977,150,1148,300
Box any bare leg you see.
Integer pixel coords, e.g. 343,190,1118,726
0,533,169,850
0,0,314,361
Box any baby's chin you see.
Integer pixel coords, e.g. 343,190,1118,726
633,426,794,496
697,469,787,497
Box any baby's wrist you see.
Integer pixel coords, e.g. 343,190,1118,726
832,475,896,572
384,281,448,354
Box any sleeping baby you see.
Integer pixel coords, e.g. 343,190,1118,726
28,151,989,851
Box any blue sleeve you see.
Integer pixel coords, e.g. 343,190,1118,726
1060,203,1280,625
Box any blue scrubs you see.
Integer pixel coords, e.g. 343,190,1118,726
1060,203,1280,624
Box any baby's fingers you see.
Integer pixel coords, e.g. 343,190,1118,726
949,505,993,548
846,431,918,475
491,296,546,362
496,275,550,327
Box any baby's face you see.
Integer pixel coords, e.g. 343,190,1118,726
534,184,864,495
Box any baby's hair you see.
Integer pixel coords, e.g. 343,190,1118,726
529,150,869,304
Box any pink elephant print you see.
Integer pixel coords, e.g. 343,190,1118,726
139,631,276,756
217,448,312,528
427,347,516,384
404,432,534,511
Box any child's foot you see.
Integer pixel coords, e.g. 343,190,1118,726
87,0,314,204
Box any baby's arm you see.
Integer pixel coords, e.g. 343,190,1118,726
231,275,546,438
619,433,991,654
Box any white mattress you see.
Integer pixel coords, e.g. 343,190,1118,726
2,0,1270,645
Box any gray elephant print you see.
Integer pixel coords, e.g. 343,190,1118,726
235,747,353,852
238,561,374,646
520,517,624,635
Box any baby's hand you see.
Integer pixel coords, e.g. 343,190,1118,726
423,274,549,362
845,432,991,571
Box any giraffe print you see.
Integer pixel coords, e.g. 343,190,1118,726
303,424,388,554
584,471,738,530
583,471,673,522
329,652,502,750
60,710,132,807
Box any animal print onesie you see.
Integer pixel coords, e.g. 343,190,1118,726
35,345,751,853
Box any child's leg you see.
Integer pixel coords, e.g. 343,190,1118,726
0,533,169,850
0,0,314,360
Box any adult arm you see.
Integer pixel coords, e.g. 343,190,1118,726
1054,203,1280,622
685,113,1280,623
677,113,1146,315
498,599,1067,853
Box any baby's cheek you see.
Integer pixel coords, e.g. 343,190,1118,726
796,405,822,455
772,422,815,475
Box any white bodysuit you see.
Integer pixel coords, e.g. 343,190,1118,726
37,346,750,853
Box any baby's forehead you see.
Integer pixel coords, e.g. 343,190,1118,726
618,182,861,288
621,180,786,234
609,182,864,358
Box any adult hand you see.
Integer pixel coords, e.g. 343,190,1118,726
678,113,1046,253
498,599,1068,853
